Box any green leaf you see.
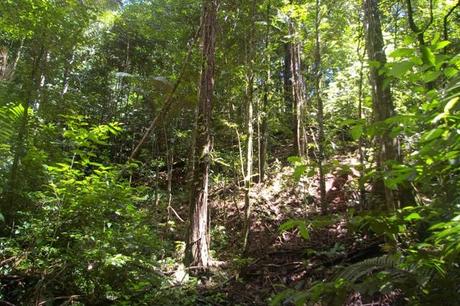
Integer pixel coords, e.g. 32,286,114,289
293,165,307,181
389,48,413,58
280,220,297,231
279,220,309,240
422,128,444,142
444,97,459,113
422,71,441,83
0,213,4,222
444,67,458,79
431,33,441,45
410,56,423,65
368,60,381,68
298,223,310,240
404,212,421,221
388,61,413,78
288,156,302,164
422,46,436,66
350,124,363,140
434,41,450,50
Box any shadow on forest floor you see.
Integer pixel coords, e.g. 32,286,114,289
198,155,399,305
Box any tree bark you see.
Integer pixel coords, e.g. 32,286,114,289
258,2,271,184
243,0,256,253
284,43,293,114
358,34,367,211
314,0,326,213
363,0,397,210
185,0,217,268
292,42,307,158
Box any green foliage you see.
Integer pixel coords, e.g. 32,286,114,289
1,0,460,304
279,219,310,240
0,119,185,304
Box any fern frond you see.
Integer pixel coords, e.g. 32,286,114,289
336,255,402,283
0,104,22,144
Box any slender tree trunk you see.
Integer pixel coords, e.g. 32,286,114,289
61,51,75,98
243,0,256,253
165,127,174,221
314,0,326,213
242,77,253,252
259,78,269,183
185,0,217,268
0,39,24,81
259,3,271,182
292,42,307,157
363,0,397,210
35,50,49,113
357,35,367,210
284,42,293,114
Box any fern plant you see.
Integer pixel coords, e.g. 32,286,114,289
0,103,25,192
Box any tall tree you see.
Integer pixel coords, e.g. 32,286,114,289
258,1,271,183
285,15,307,157
185,0,218,268
242,0,257,253
363,0,397,210
314,0,326,212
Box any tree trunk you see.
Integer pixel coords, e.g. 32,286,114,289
291,42,307,158
259,1,271,182
242,75,253,252
185,0,217,268
363,0,397,210
314,0,326,213
243,0,256,253
259,77,269,183
284,43,293,115
357,33,367,210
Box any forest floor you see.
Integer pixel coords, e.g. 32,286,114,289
186,151,394,305
159,144,401,305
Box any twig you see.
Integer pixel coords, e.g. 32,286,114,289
0,257,17,267
168,205,185,222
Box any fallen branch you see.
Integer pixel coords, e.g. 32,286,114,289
0,257,17,267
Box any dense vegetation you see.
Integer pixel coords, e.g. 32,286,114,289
0,0,459,305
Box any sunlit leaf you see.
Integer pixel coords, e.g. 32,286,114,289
350,124,363,140
444,97,459,113
389,48,413,58
434,41,450,50
422,46,436,66
404,212,421,221
388,61,413,78
293,165,307,181
444,67,458,79
422,71,441,83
